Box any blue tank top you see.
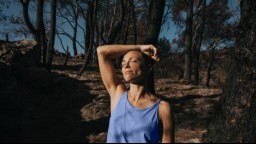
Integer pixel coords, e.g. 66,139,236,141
107,91,161,143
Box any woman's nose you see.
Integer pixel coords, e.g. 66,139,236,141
123,61,130,68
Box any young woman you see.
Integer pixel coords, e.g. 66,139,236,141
97,44,174,143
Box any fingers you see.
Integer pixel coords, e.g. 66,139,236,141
151,45,160,61
147,45,159,61
141,44,160,61
153,55,160,61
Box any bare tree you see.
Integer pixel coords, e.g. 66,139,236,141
72,0,79,57
203,0,256,142
145,0,166,94
193,0,206,85
57,0,84,57
201,0,234,87
57,33,70,66
20,0,48,65
78,0,97,76
130,0,137,44
46,0,57,69
183,0,193,81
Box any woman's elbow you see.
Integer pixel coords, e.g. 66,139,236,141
97,46,104,55
98,46,110,58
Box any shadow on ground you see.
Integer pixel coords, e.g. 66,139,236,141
0,65,103,143
0,58,222,143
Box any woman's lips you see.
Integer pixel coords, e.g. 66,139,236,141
124,71,133,74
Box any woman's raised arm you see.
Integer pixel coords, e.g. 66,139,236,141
97,45,140,98
97,44,159,96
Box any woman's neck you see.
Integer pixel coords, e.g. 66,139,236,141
129,83,149,104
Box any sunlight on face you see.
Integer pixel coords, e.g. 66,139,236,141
121,51,146,83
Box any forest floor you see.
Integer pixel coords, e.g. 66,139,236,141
19,55,223,143
31,56,222,143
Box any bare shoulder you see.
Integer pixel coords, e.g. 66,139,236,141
159,101,171,109
158,101,172,118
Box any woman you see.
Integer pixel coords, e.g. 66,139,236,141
97,44,174,143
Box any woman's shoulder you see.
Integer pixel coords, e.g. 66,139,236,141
159,100,171,109
158,100,173,123
158,100,172,117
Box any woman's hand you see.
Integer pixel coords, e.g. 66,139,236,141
140,45,160,61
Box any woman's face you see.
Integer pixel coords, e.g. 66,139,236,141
121,51,146,83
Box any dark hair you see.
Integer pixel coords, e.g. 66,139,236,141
141,52,155,94
143,38,157,94
143,37,157,68
141,52,154,69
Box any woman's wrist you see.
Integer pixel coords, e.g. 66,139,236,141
135,45,142,51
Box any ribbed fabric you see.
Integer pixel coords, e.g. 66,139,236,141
107,91,161,143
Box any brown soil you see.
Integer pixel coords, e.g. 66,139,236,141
1,40,227,143
0,55,222,142
37,56,222,143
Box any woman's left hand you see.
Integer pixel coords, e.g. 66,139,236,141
140,45,160,61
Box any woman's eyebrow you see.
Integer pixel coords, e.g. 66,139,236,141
122,57,132,62
122,57,140,63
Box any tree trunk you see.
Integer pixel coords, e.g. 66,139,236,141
72,0,78,57
20,0,47,65
203,0,256,142
5,34,8,42
205,48,214,87
194,0,206,85
130,0,137,44
107,1,125,44
37,0,47,66
120,0,130,44
183,0,193,81
145,0,166,94
64,46,69,66
78,0,97,76
57,33,69,66
20,0,39,41
46,0,57,70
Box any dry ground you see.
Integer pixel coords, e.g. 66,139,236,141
43,56,222,143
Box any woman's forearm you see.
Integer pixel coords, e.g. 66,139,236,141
97,45,141,59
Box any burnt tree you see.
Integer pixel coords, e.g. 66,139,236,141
20,0,47,65
193,0,206,85
78,0,97,76
145,0,166,94
203,0,256,142
183,0,193,81
46,0,57,69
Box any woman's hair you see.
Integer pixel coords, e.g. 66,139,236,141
143,38,157,94
141,52,155,69
142,37,157,69
141,52,156,94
